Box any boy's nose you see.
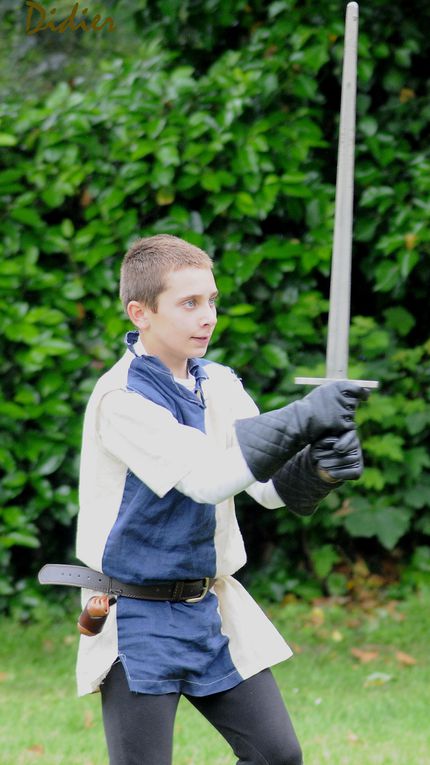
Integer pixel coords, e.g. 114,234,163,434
200,312,217,327
199,308,217,327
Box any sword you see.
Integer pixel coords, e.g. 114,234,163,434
295,2,378,389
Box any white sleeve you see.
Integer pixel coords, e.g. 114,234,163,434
98,389,256,502
175,448,256,504
175,428,285,507
245,480,286,509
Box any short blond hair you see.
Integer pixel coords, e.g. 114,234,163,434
119,234,213,313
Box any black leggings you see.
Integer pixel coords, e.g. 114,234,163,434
101,660,303,765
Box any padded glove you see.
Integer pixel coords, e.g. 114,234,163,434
234,381,367,482
272,446,333,516
272,430,364,516
311,429,363,482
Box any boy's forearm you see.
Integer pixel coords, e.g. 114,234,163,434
174,446,256,504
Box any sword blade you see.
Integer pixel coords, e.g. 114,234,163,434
326,1,358,380
294,2,378,389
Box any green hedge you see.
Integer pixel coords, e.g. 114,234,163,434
1,1,430,610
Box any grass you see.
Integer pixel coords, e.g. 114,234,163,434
0,590,429,764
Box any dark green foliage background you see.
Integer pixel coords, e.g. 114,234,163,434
1,0,429,611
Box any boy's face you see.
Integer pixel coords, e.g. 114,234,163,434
131,267,218,377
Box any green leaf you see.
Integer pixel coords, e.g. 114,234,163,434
36,451,66,476
291,73,318,99
156,188,175,206
99,188,126,213
234,192,258,216
360,467,386,491
359,116,378,137
36,338,73,356
360,329,391,356
406,409,430,435
0,133,17,146
357,394,397,424
360,186,395,208
41,186,65,208
3,471,27,489
37,372,66,397
130,140,155,161
85,242,117,269
374,508,411,549
26,307,65,326
226,304,256,316
310,545,340,579
326,572,348,596
410,547,430,572
0,532,40,549
10,208,43,228
0,401,27,419
364,673,392,688
230,317,259,334
261,343,288,369
268,1,288,18
363,434,404,462
374,262,400,293
45,81,71,109
63,280,85,299
384,307,415,336
61,219,74,238
404,483,430,509
345,506,410,549
403,448,430,479
156,145,180,167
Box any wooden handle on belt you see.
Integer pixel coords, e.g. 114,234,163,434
77,595,115,636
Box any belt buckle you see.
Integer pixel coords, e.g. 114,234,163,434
185,577,211,604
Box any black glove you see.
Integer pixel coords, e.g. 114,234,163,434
310,430,364,483
272,446,334,516
235,381,368,482
272,430,364,516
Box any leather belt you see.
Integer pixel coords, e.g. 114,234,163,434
38,564,216,603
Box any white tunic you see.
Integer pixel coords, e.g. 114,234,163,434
75,334,292,696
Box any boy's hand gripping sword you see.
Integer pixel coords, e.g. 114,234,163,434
295,2,378,390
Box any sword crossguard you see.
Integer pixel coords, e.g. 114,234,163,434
294,377,379,389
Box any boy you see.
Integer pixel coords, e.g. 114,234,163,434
75,234,366,765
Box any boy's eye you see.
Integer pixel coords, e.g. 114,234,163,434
183,297,218,308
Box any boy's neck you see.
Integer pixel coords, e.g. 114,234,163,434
138,333,189,380
173,366,190,380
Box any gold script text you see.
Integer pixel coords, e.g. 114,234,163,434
25,1,116,34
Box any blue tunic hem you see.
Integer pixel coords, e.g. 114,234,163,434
119,654,244,697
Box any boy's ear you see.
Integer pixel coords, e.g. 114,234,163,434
127,301,150,329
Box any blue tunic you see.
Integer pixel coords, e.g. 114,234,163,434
104,333,241,693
